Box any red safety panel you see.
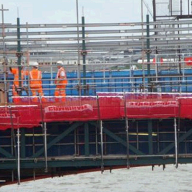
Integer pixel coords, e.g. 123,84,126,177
98,96,123,120
17,105,41,127
0,107,19,130
1,94,192,130
179,98,192,119
0,105,41,130
184,57,192,66
43,97,99,122
123,99,179,119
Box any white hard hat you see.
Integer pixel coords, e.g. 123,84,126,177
33,62,39,66
30,61,39,67
56,60,63,66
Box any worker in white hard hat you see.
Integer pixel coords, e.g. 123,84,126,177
9,62,28,103
54,60,68,102
29,62,45,102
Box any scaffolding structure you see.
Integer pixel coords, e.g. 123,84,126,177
1,3,192,185
1,17,192,94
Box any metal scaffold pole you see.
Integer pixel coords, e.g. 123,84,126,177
17,16,22,96
82,11,87,95
40,96,48,172
76,0,81,96
17,127,21,185
16,14,21,185
97,95,104,173
146,14,151,92
1,5,9,103
141,0,145,92
8,105,17,182
44,122,48,172
25,22,30,94
100,120,104,173
124,93,130,169
174,118,178,168
152,0,156,21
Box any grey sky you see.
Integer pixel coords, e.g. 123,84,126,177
1,0,153,24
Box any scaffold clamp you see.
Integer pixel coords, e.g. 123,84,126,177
144,49,152,54
15,52,23,57
81,50,88,56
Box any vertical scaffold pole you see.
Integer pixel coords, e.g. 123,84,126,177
40,96,48,172
76,0,81,96
82,11,87,96
174,118,178,168
100,120,104,173
17,128,20,185
141,0,145,91
44,122,48,172
97,95,104,173
1,5,9,103
146,14,151,92
124,93,130,169
74,128,77,156
26,22,31,97
50,57,53,84
95,123,98,155
152,0,156,22
155,54,158,82
8,105,17,182
17,17,22,96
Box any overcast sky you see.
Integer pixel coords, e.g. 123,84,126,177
1,0,153,24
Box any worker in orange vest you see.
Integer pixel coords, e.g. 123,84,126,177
10,64,28,103
29,62,45,102
54,61,68,102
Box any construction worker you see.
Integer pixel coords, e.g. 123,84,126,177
10,63,28,103
54,61,68,102
29,62,45,102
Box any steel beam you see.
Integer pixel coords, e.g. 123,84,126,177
158,127,192,155
32,122,82,158
0,147,13,158
103,127,144,155
1,156,192,170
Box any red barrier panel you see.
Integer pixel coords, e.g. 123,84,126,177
179,98,192,119
0,107,19,130
124,93,179,118
0,105,41,130
17,105,41,127
1,94,192,131
184,57,192,66
123,99,179,119
98,96,123,120
43,96,123,122
43,97,99,122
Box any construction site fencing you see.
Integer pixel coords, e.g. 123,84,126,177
0,92,192,130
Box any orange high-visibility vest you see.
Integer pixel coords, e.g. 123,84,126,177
29,69,42,88
56,67,68,86
11,68,28,86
